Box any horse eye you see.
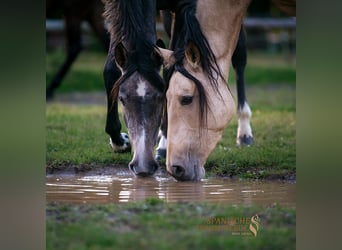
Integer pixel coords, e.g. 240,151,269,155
180,95,193,105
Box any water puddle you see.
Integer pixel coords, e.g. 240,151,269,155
46,172,295,207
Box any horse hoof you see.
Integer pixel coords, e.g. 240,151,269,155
155,149,166,162
110,133,131,153
237,135,254,146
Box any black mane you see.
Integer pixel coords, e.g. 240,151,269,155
165,0,225,127
103,0,165,99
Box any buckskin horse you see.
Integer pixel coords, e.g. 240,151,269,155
156,0,295,181
102,0,166,176
156,9,253,160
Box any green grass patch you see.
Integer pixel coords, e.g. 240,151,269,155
46,49,106,94
46,200,295,250
46,103,131,168
229,52,296,85
207,110,295,179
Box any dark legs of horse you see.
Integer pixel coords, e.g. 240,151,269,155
46,17,83,100
85,3,110,52
155,10,173,162
103,50,131,152
155,105,168,161
46,6,109,100
232,26,254,145
160,10,173,38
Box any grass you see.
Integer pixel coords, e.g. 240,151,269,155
46,199,295,250
208,84,295,178
46,103,130,167
46,49,106,94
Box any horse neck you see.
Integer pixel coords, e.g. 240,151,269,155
129,0,157,49
108,0,157,49
196,0,250,82
141,0,157,43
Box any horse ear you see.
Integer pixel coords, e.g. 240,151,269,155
114,42,128,69
151,39,167,67
185,41,201,69
155,47,175,69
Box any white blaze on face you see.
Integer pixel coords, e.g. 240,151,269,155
134,128,146,164
134,79,147,163
136,79,147,97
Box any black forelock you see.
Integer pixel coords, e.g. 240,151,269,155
103,0,165,101
111,41,165,101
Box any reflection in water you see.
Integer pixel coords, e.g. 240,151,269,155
46,173,295,207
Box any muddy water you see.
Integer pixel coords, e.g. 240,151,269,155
46,172,295,207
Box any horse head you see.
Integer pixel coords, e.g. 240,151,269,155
112,41,166,176
158,42,235,181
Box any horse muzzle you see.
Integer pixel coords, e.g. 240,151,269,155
129,159,159,177
167,163,205,181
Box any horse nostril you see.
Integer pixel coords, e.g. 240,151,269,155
172,165,185,178
129,161,158,177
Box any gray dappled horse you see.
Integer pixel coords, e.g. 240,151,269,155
102,0,166,176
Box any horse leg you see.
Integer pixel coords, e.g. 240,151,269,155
103,50,131,153
46,15,83,100
232,26,254,146
85,2,110,52
155,12,172,162
155,10,173,162
154,44,168,161
155,106,167,161
160,10,173,38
